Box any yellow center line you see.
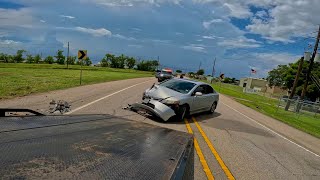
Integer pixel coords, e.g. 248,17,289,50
184,119,214,180
192,117,235,180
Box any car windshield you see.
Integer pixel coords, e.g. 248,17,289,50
160,79,196,94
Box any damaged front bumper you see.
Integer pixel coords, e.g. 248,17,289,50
128,99,176,121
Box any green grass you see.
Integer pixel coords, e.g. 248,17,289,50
211,82,320,138
0,63,152,99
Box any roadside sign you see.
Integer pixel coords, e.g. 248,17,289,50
220,73,224,79
78,50,87,60
78,50,87,86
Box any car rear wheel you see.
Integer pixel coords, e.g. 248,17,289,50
209,102,217,114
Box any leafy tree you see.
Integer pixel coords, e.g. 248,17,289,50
176,70,182,73
100,58,108,67
126,57,136,69
34,54,41,64
117,54,126,68
222,77,236,84
14,50,26,63
44,56,54,64
267,60,320,101
68,56,76,65
267,65,290,88
55,50,65,65
196,69,205,75
0,53,5,61
26,54,34,63
0,53,13,63
136,60,159,71
84,57,92,66
108,54,125,68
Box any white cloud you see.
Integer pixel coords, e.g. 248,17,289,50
113,34,136,40
255,10,268,19
131,28,142,31
253,52,299,64
128,44,143,48
60,15,75,19
92,0,182,7
223,2,252,19
203,19,223,29
0,8,36,28
182,44,206,53
218,37,261,48
40,20,46,23
74,27,112,37
175,32,184,36
202,35,223,40
246,1,320,43
151,39,171,44
0,40,21,45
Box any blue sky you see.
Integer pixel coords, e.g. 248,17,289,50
0,0,319,78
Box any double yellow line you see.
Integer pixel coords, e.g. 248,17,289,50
184,117,235,180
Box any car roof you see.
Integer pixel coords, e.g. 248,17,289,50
171,78,209,85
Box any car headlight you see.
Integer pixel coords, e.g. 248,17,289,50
161,99,180,105
160,74,164,77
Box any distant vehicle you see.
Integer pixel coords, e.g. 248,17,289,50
157,68,173,82
155,69,161,78
129,78,219,121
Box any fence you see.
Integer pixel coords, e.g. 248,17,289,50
277,98,320,119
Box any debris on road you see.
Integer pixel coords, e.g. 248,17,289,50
49,100,71,114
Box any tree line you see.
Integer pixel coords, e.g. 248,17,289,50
100,53,159,71
267,60,320,101
0,50,92,66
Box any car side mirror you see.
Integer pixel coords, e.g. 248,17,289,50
195,92,202,96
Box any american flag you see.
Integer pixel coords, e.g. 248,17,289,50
251,69,257,74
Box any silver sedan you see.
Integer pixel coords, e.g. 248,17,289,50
130,78,219,121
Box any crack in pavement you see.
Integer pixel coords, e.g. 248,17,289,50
224,129,232,137
245,138,294,175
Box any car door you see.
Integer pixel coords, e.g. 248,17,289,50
191,85,208,112
201,85,216,111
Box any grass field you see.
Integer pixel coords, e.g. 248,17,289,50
211,82,320,138
0,63,152,99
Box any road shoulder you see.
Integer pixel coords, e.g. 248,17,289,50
220,94,320,156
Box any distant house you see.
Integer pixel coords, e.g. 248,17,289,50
239,77,267,91
240,77,287,94
265,85,286,94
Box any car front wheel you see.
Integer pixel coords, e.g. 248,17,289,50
178,105,188,120
209,102,217,114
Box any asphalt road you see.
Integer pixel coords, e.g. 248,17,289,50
1,77,320,179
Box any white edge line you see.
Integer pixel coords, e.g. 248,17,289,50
221,102,320,158
65,80,153,114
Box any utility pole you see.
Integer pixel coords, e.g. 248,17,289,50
285,56,304,111
301,25,320,100
212,57,216,77
67,42,70,69
198,61,201,71
157,56,160,70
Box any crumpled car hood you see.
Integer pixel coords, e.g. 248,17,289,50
145,85,182,100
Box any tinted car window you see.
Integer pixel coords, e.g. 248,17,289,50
161,79,196,94
193,85,206,95
205,85,214,94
